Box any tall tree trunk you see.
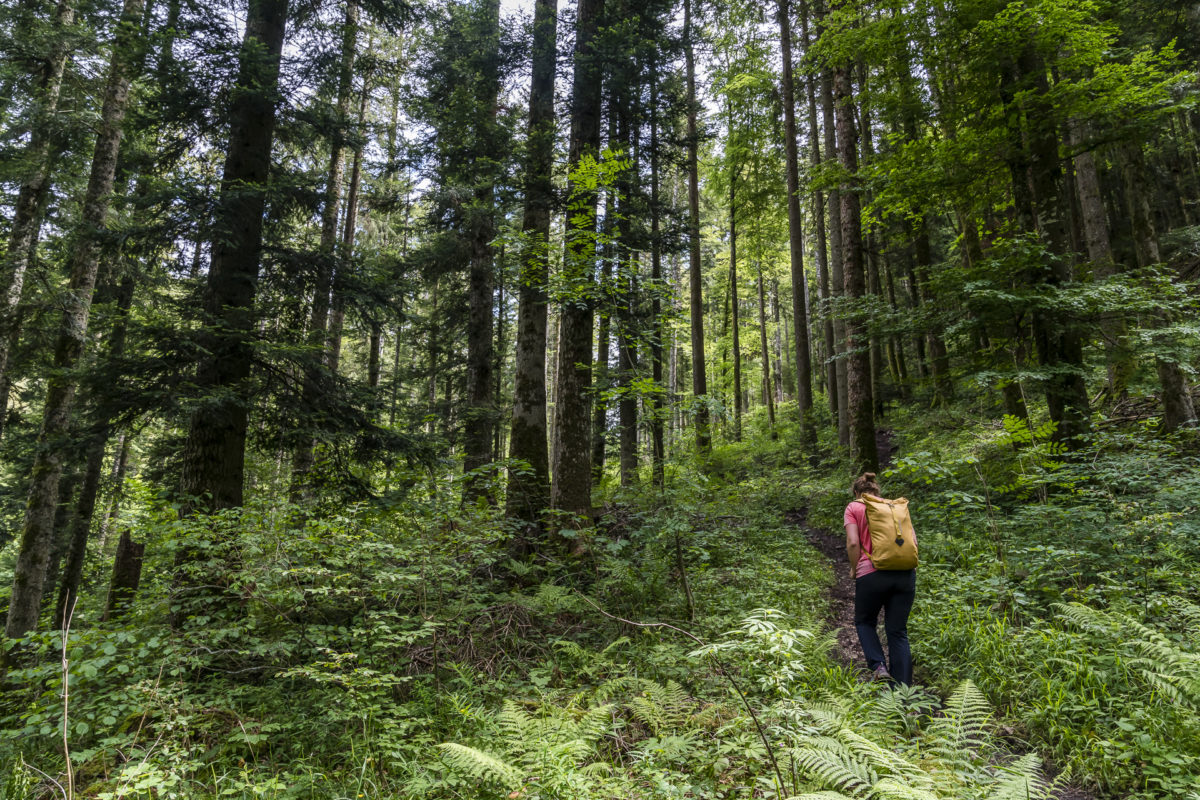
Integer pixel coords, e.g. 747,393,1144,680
329,59,372,379
0,0,75,410
1070,121,1130,400
772,280,785,402
178,0,288,511
684,0,709,455
778,0,814,446
883,258,909,398
821,68,848,445
1002,50,1089,448
54,276,135,627
592,118,615,485
505,0,556,519
910,220,950,399
858,68,884,419
617,255,639,486
1121,145,1198,431
98,431,133,547
101,531,144,622
291,0,358,494
5,0,145,640
757,266,777,439
729,161,743,442
649,66,666,488
833,60,876,472
803,2,836,422
551,0,605,522
462,0,503,498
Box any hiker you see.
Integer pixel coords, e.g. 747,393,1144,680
844,471,917,684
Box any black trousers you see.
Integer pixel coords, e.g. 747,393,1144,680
854,568,916,684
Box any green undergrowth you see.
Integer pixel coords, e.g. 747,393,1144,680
801,405,1200,799
6,405,1198,798
1,431,1058,800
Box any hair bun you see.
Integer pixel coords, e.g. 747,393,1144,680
863,472,877,480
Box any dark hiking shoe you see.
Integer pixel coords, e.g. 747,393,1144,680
870,664,892,682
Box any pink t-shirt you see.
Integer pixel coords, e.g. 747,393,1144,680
844,501,876,578
844,500,917,578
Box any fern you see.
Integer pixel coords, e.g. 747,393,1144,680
628,679,694,735
871,777,941,800
929,680,992,752
791,745,875,797
789,680,1048,800
836,728,935,791
984,753,1049,800
436,742,521,786
1056,602,1200,710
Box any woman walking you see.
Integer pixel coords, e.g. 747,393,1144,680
844,471,917,684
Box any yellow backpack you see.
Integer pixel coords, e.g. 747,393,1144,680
856,494,919,570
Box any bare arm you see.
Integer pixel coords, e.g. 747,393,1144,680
845,522,861,576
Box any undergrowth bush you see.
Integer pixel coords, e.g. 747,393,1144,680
877,405,1200,797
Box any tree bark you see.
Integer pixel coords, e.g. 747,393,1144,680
858,68,884,419
1121,145,1197,431
833,61,876,472
883,258,909,398
684,0,709,455
777,0,814,447
178,0,288,511
98,431,133,547
102,531,144,622
551,0,605,522
649,66,666,488
757,266,777,439
803,2,836,422
5,0,145,640
1001,50,1089,448
1070,121,1130,400
505,0,557,521
821,68,848,445
55,276,135,627
617,254,639,486
462,0,503,498
729,160,743,442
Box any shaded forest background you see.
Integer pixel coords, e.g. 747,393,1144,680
2,0,1200,797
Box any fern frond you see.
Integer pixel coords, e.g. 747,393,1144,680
1057,602,1200,709
552,639,588,660
600,636,632,658
629,679,695,734
574,703,617,743
806,702,849,733
930,680,992,751
835,728,932,790
436,742,521,786
1167,598,1200,647
592,674,647,704
783,792,858,800
497,701,538,748
792,746,874,797
871,777,941,800
985,753,1047,800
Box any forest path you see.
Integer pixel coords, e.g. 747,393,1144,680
785,429,1098,800
786,428,898,674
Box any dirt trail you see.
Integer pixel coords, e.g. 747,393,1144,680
787,428,899,673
